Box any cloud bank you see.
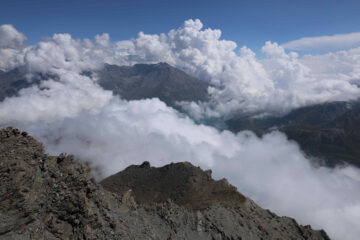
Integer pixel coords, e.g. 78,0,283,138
282,32,360,52
1,19,359,118
0,21,360,240
3,94,360,240
0,24,27,70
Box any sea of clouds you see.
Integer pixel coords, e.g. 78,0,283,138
0,20,360,240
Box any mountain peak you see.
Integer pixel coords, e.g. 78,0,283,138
99,62,209,106
101,161,245,209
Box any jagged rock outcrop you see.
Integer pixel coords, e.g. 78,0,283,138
0,127,330,239
100,161,246,209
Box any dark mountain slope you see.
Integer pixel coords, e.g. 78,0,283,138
0,67,57,101
226,101,360,167
227,101,357,134
0,127,329,240
97,62,209,106
284,108,360,166
100,161,245,210
0,68,35,101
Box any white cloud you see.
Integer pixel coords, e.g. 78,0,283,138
0,74,112,124
282,32,360,52
0,48,26,71
301,46,360,81
112,21,360,118
2,21,360,117
0,24,27,70
0,24,26,49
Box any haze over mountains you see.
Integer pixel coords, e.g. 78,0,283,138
1,21,360,240
0,63,209,105
1,63,359,168
227,101,360,167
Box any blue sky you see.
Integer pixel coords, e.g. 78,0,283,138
1,0,360,51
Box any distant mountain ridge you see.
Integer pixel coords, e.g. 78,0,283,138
0,67,35,101
97,62,209,106
0,67,55,101
226,101,360,167
0,63,210,107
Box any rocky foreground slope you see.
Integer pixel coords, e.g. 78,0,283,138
0,127,330,239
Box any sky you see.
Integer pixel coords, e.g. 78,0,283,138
1,0,360,53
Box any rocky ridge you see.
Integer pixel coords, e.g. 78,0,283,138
0,127,330,239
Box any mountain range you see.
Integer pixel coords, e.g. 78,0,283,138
226,101,360,167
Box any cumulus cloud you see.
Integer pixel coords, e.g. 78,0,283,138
0,24,27,70
0,74,112,124
0,22,360,240
282,32,360,52
111,20,360,118
23,33,126,74
0,24,26,49
1,21,360,117
301,46,360,81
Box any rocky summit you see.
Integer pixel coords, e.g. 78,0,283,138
0,127,330,240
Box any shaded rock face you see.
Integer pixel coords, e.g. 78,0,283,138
283,108,360,167
226,101,360,167
100,161,246,210
0,127,330,240
97,62,209,107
